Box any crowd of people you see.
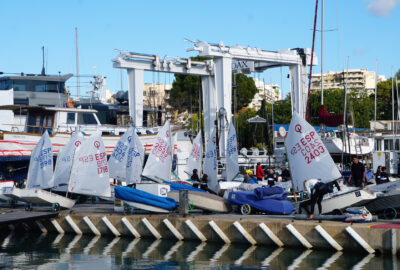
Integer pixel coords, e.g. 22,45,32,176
189,162,292,190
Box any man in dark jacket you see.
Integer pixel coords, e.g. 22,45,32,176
309,181,335,219
191,169,200,188
378,167,390,184
348,157,365,188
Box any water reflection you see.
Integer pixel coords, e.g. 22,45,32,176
0,232,398,269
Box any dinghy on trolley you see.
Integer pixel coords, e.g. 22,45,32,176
286,112,376,215
2,131,76,211
114,121,179,213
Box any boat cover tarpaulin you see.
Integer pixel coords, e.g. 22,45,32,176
115,186,178,211
163,181,206,192
254,186,288,200
319,105,344,127
228,191,294,214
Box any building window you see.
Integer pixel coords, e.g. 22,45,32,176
78,113,97,125
67,113,75,124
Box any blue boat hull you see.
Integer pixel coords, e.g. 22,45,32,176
115,187,178,211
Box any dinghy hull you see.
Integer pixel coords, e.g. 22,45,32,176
167,190,231,213
115,186,178,213
3,187,75,209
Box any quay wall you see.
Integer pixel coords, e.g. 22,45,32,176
9,211,398,255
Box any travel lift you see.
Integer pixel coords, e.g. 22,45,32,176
112,41,316,157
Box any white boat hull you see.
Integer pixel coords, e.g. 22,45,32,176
365,188,400,213
123,200,170,213
0,181,15,202
0,132,158,158
167,190,231,213
322,136,374,155
319,189,376,214
2,187,75,209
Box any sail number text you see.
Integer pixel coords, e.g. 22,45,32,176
289,131,326,164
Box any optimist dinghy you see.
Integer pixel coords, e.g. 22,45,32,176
204,122,241,194
115,186,178,213
286,112,376,215
108,126,144,184
68,132,111,199
2,131,75,211
113,122,174,213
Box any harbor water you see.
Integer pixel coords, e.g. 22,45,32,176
0,232,398,269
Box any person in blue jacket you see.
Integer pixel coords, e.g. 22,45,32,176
375,166,382,184
377,167,390,184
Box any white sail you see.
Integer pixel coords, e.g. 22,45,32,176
53,131,84,190
203,128,218,192
126,129,145,184
226,121,239,181
26,130,53,189
108,126,134,181
285,112,341,191
68,133,111,197
142,121,172,181
186,132,203,177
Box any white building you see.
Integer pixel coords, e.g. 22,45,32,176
248,78,282,110
311,68,377,95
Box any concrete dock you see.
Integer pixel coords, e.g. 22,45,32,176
1,203,400,255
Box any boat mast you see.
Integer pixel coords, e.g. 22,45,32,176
374,60,378,150
75,27,80,98
392,67,395,149
320,0,324,106
341,57,349,169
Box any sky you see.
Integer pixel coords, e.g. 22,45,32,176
0,0,399,98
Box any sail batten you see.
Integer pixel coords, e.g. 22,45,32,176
286,112,341,191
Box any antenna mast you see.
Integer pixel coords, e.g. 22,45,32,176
41,46,46,76
75,27,80,98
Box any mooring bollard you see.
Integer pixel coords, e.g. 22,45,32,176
179,189,189,215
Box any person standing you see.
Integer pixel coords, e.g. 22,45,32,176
200,174,209,191
281,167,291,181
378,167,390,184
256,162,265,181
242,170,250,183
191,169,200,188
375,166,382,184
348,157,366,188
266,168,277,187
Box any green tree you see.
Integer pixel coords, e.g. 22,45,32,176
234,74,258,110
273,94,292,124
168,74,201,113
168,69,258,113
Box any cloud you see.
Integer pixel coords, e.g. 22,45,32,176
366,0,400,17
